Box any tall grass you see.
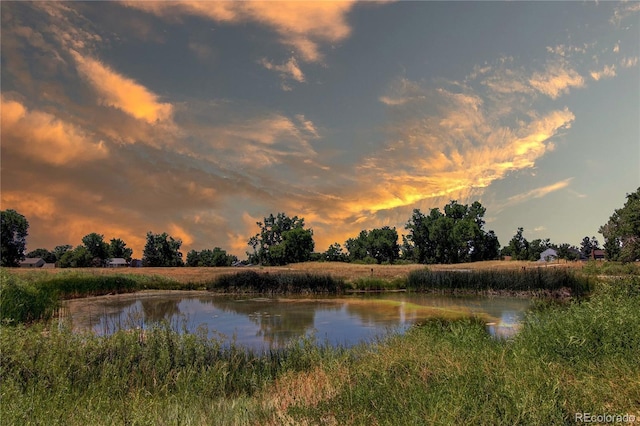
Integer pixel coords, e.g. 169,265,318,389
0,321,345,425
291,277,640,425
0,270,58,324
206,271,347,294
407,267,593,295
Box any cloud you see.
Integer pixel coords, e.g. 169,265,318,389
611,2,640,25
70,50,173,124
528,62,585,99
345,57,579,220
260,57,305,84
378,77,428,106
295,114,320,138
124,1,360,63
621,56,639,68
210,113,319,168
499,178,574,210
590,64,617,80
0,96,109,165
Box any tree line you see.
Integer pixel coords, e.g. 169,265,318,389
2,187,639,267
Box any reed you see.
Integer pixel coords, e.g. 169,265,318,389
348,277,406,291
407,267,593,295
206,271,347,294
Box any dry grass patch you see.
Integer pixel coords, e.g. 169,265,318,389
264,365,348,425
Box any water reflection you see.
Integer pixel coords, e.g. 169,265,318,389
62,292,531,351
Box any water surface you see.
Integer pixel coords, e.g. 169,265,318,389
62,292,531,351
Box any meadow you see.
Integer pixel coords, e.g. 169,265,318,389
1,262,638,424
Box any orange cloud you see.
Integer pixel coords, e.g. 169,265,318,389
70,50,173,124
260,57,305,82
168,223,195,249
0,96,108,165
339,78,577,219
124,1,359,62
529,62,585,99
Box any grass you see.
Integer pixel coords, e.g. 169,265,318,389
1,277,638,424
407,267,594,296
290,278,640,425
206,270,347,294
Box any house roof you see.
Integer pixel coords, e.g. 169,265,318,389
108,258,128,265
21,257,44,265
538,248,558,262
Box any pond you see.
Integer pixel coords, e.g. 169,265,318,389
61,292,532,351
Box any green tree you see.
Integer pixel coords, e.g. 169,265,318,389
108,238,133,262
53,245,73,263
25,248,56,263
404,201,499,264
248,213,314,266
58,245,93,268
580,236,596,259
345,227,400,264
81,233,110,266
142,232,184,267
324,242,347,262
1,209,29,267
186,247,237,267
186,250,200,267
555,243,580,261
507,227,529,261
599,187,640,262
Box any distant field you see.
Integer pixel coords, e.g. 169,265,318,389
9,260,584,284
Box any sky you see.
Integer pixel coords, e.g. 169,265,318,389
1,1,639,259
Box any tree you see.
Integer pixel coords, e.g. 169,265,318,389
26,248,56,263
1,209,29,267
53,245,73,263
186,247,237,267
404,201,500,264
81,233,110,266
324,242,348,262
345,227,400,264
109,238,133,262
599,187,640,262
248,213,314,266
58,246,93,268
555,243,580,261
142,232,184,267
507,228,529,261
580,237,598,257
